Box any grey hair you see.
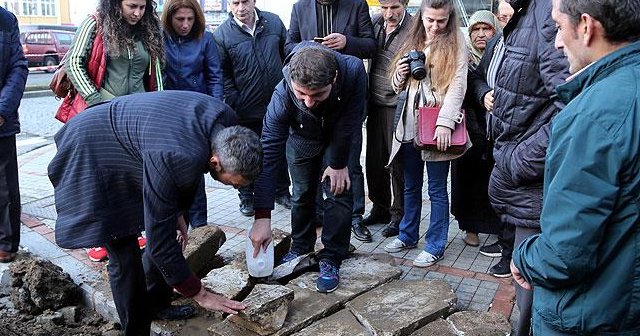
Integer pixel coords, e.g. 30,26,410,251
559,0,640,43
211,126,263,182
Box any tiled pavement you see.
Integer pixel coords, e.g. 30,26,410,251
16,142,517,325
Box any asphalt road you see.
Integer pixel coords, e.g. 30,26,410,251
16,95,63,155
26,70,54,89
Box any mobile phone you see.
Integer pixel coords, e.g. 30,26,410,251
313,37,325,43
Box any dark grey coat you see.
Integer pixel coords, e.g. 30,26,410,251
489,0,569,229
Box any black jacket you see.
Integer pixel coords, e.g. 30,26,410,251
213,9,287,123
0,8,28,138
488,0,569,228
285,0,376,59
253,42,367,212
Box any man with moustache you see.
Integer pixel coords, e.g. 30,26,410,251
362,0,412,237
512,0,640,334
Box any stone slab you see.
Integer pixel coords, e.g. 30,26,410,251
447,311,511,335
294,309,368,336
201,264,251,300
228,284,294,335
184,226,226,278
274,253,402,335
410,319,456,336
346,279,457,336
271,228,291,263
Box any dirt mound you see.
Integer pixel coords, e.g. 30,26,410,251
9,257,82,314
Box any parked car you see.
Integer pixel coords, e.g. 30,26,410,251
22,29,75,71
19,24,77,43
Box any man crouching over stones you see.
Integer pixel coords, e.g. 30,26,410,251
48,90,262,336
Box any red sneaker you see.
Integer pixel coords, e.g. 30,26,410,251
137,236,147,250
86,247,108,262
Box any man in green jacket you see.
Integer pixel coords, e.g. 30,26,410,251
511,0,640,334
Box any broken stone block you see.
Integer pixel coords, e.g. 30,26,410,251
184,225,226,278
269,252,317,282
447,311,511,335
36,311,65,327
208,319,261,336
274,253,402,335
271,228,291,262
202,264,251,300
228,284,294,335
58,305,80,324
10,257,82,314
346,279,456,335
295,309,369,336
411,319,456,336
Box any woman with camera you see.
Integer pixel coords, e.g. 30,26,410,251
383,0,469,267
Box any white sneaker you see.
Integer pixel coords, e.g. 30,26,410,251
384,238,417,253
413,251,442,267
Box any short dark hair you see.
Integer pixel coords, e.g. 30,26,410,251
211,126,262,182
380,0,410,6
559,0,640,43
289,47,337,89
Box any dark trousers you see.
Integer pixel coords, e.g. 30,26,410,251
316,124,366,221
188,176,207,228
513,226,541,336
105,235,172,336
0,136,20,253
365,105,404,222
500,221,516,260
239,120,290,201
287,143,352,266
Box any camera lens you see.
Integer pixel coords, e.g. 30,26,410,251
411,62,427,80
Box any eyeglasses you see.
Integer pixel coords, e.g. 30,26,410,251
497,14,512,23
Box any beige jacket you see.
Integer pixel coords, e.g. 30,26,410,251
388,31,471,164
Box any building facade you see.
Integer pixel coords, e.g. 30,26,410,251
3,0,71,25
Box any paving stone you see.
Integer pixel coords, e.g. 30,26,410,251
346,279,457,336
447,311,511,335
228,284,294,335
184,226,226,278
271,228,291,263
0,261,11,296
410,318,456,336
295,309,368,336
274,253,402,335
201,264,251,300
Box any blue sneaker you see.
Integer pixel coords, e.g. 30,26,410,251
315,260,340,293
279,250,301,265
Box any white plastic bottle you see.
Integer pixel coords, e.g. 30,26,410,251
245,228,274,277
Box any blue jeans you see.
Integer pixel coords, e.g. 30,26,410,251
286,142,352,266
397,143,450,257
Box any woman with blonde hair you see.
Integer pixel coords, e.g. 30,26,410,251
384,0,469,267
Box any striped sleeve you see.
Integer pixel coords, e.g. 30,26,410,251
153,58,163,91
65,16,104,106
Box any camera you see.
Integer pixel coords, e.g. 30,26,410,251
401,50,427,80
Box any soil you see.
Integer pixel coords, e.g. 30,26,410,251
0,255,121,336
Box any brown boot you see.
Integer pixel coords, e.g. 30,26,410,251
0,250,16,263
463,232,480,247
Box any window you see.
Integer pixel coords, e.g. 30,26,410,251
25,32,53,44
54,32,72,45
22,0,37,15
41,0,54,16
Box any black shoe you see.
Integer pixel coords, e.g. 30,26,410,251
239,198,254,217
381,220,400,238
479,241,502,258
275,193,292,209
351,217,372,242
489,258,512,278
362,210,391,226
155,304,196,321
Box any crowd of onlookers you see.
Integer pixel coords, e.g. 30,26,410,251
1,0,639,335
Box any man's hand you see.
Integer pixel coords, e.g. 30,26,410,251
176,214,189,251
322,33,347,50
321,166,350,195
0,116,5,127
511,260,532,290
193,287,246,314
483,90,494,111
433,126,452,152
250,218,272,258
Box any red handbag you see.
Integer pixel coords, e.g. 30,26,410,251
414,106,467,154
